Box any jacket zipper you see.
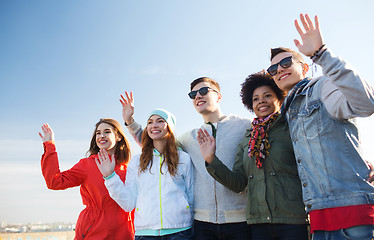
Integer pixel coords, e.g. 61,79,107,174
159,155,163,229
213,123,218,222
214,180,218,222
81,219,95,239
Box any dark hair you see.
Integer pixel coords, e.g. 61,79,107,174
87,118,131,164
139,124,179,177
240,71,286,111
190,77,221,92
270,47,305,63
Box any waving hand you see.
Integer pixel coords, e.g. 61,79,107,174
39,123,54,143
294,14,324,57
120,91,135,125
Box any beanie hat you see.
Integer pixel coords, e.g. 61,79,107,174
147,109,176,133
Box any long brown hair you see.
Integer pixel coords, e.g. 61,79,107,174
87,118,131,164
139,125,179,176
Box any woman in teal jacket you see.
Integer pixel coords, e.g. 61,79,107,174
197,71,308,240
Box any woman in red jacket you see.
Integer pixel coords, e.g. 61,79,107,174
39,118,135,240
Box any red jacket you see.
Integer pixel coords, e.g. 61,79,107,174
41,141,135,240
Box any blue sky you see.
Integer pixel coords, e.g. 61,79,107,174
1,0,373,224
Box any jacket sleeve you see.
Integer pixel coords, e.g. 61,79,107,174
41,141,86,190
104,159,137,212
181,152,194,210
205,141,248,193
318,49,374,119
126,120,143,148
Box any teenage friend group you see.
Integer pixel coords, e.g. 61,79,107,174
38,14,374,240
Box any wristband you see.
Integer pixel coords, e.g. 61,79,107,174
124,120,134,127
103,171,116,180
310,44,326,62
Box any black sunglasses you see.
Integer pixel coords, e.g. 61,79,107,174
267,56,293,76
188,87,218,99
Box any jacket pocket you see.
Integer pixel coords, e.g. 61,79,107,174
298,100,322,139
81,219,95,239
75,208,98,239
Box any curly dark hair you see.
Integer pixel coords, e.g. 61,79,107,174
240,71,286,111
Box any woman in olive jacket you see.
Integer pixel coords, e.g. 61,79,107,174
198,71,308,240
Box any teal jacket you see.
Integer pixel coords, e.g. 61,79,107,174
206,115,308,224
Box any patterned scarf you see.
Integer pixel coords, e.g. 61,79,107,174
248,112,280,168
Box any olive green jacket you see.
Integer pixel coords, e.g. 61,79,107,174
206,115,308,224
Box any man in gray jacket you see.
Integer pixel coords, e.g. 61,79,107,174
121,77,251,239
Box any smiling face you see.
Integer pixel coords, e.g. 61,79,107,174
146,115,169,141
95,123,120,155
191,82,221,115
252,85,281,118
270,52,308,92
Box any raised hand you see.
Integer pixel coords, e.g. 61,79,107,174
39,123,54,143
197,128,216,164
294,14,324,57
95,149,116,178
120,91,135,125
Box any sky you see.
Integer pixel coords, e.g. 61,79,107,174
1,0,374,225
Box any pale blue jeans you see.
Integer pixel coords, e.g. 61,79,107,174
312,225,374,240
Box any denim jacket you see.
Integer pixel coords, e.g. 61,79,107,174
285,50,374,213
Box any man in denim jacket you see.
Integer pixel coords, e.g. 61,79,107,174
268,14,374,239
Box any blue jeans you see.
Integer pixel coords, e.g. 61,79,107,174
250,224,309,240
194,220,251,240
312,225,374,240
135,228,194,240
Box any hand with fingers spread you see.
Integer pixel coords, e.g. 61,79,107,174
120,91,135,126
197,129,216,164
96,149,116,178
39,123,54,143
294,13,324,57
